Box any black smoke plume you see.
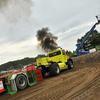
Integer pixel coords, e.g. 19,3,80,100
36,27,58,52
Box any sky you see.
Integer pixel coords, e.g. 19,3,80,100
0,0,100,65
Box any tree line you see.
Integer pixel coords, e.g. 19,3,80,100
0,54,46,71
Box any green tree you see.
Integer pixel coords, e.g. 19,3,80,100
76,30,100,51
7,66,14,71
66,50,76,57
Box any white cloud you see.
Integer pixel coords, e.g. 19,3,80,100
0,36,38,64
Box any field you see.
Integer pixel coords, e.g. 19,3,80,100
0,51,100,100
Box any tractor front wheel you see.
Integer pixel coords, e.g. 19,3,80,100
16,74,27,90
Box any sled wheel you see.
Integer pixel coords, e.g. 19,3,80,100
16,74,27,90
49,63,60,76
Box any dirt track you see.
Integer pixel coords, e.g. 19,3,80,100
0,51,100,100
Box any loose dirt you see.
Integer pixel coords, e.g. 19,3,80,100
0,51,100,100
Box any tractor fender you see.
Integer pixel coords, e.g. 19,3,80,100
10,72,29,85
10,72,29,86
10,72,27,80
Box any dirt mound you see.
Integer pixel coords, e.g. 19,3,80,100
72,51,100,64
0,51,100,100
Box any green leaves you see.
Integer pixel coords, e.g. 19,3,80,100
76,30,100,51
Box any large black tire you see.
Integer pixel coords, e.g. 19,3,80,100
40,66,45,78
68,60,73,69
16,74,27,90
49,63,60,76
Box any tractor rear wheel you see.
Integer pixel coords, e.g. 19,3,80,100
49,63,60,76
40,66,45,78
16,74,27,90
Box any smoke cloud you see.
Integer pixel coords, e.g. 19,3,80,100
0,0,34,23
36,27,58,52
